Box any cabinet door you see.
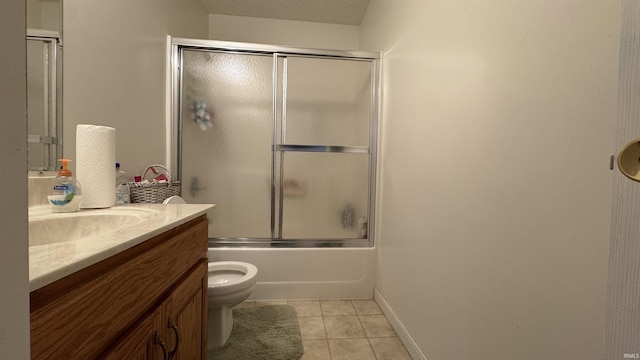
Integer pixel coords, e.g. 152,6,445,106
100,260,207,360
100,307,165,360
165,260,208,360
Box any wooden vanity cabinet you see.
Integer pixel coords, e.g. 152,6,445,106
102,260,207,360
101,306,162,359
30,215,209,360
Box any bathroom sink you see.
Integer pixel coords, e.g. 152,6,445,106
29,207,162,246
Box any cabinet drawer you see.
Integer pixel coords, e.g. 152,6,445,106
31,216,208,360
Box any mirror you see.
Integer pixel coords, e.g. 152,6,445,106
618,137,640,181
26,0,62,172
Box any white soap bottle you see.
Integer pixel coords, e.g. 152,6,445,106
115,162,131,204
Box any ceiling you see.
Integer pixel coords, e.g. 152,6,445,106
202,0,371,26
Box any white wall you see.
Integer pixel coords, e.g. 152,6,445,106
209,14,360,50
0,0,30,358
361,1,619,359
26,0,42,29
27,0,60,31
63,0,209,176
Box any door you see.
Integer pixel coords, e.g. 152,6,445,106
100,307,164,360
175,42,379,247
180,50,273,240
274,55,374,242
165,260,208,360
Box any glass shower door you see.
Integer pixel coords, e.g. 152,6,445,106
27,36,59,171
175,40,379,247
180,50,273,239
274,56,374,241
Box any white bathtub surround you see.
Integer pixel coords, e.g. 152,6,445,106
208,247,376,300
29,203,213,291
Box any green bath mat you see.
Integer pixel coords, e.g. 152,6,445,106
207,305,303,360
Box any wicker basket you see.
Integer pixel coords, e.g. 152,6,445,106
129,165,181,204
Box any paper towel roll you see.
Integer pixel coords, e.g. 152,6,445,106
76,124,116,208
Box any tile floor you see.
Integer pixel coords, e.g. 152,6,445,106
235,299,413,360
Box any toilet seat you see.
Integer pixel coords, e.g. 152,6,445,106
207,261,258,298
209,269,246,286
163,195,186,204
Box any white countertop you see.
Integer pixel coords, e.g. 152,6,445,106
29,203,214,291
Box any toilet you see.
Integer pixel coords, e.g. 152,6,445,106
163,196,258,347
162,195,187,204
207,261,258,348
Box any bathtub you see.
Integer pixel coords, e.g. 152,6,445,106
207,247,376,300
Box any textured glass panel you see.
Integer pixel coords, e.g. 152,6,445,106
181,50,273,238
27,39,50,170
28,142,47,170
283,57,372,146
277,152,369,239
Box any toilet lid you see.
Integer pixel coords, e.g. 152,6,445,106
163,195,186,204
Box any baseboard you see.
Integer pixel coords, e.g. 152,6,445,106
374,288,428,360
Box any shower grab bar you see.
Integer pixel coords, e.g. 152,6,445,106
274,144,369,154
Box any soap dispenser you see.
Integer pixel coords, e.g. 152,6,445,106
48,159,82,212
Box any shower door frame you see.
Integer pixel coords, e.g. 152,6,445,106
27,30,62,172
170,38,380,248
